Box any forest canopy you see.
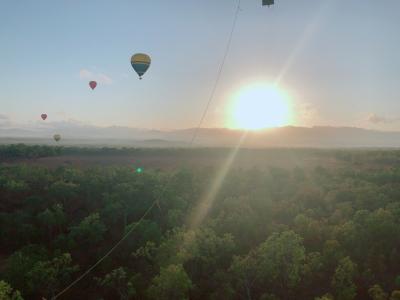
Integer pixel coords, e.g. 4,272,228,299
1,145,400,299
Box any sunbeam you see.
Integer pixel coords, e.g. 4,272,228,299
274,0,334,85
189,132,248,229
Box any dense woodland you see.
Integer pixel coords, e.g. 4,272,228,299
1,145,400,299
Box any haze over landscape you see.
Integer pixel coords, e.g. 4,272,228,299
1,0,400,142
3,124,400,148
2,1,400,300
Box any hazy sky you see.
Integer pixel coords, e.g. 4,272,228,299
1,0,400,130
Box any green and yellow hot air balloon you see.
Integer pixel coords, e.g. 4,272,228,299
262,0,274,6
53,134,61,142
131,53,151,79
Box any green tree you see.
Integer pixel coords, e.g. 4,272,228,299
26,253,79,299
0,281,23,300
301,251,325,298
48,180,78,207
69,213,106,249
322,240,344,271
122,220,161,256
332,257,357,300
96,267,138,300
37,203,65,241
368,284,388,300
147,264,193,300
3,245,48,296
231,230,305,299
230,253,258,300
150,227,235,299
256,231,305,291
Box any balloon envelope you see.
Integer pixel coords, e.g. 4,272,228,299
262,0,274,5
41,114,47,120
53,134,61,142
89,81,97,90
131,53,151,79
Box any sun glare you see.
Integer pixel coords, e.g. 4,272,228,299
229,84,292,130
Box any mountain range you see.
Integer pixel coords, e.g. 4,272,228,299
1,122,400,148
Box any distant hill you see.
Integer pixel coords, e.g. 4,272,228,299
179,126,400,148
1,124,400,147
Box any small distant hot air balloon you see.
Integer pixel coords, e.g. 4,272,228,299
53,134,61,142
41,114,47,121
131,53,151,79
89,81,97,90
262,0,274,6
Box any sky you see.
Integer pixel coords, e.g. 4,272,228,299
1,0,400,131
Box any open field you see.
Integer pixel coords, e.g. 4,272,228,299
1,149,345,171
3,145,398,171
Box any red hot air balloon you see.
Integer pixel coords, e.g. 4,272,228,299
41,114,47,120
89,81,97,90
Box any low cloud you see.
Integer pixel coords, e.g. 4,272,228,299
79,69,113,85
79,69,92,79
97,73,113,85
367,113,399,124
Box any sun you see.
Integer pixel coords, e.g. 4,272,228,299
228,83,292,130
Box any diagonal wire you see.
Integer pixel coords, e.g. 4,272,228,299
51,1,241,299
190,0,241,145
52,201,157,299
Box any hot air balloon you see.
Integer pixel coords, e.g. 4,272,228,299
89,81,97,90
262,0,274,6
41,114,47,121
53,134,61,142
131,53,151,79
